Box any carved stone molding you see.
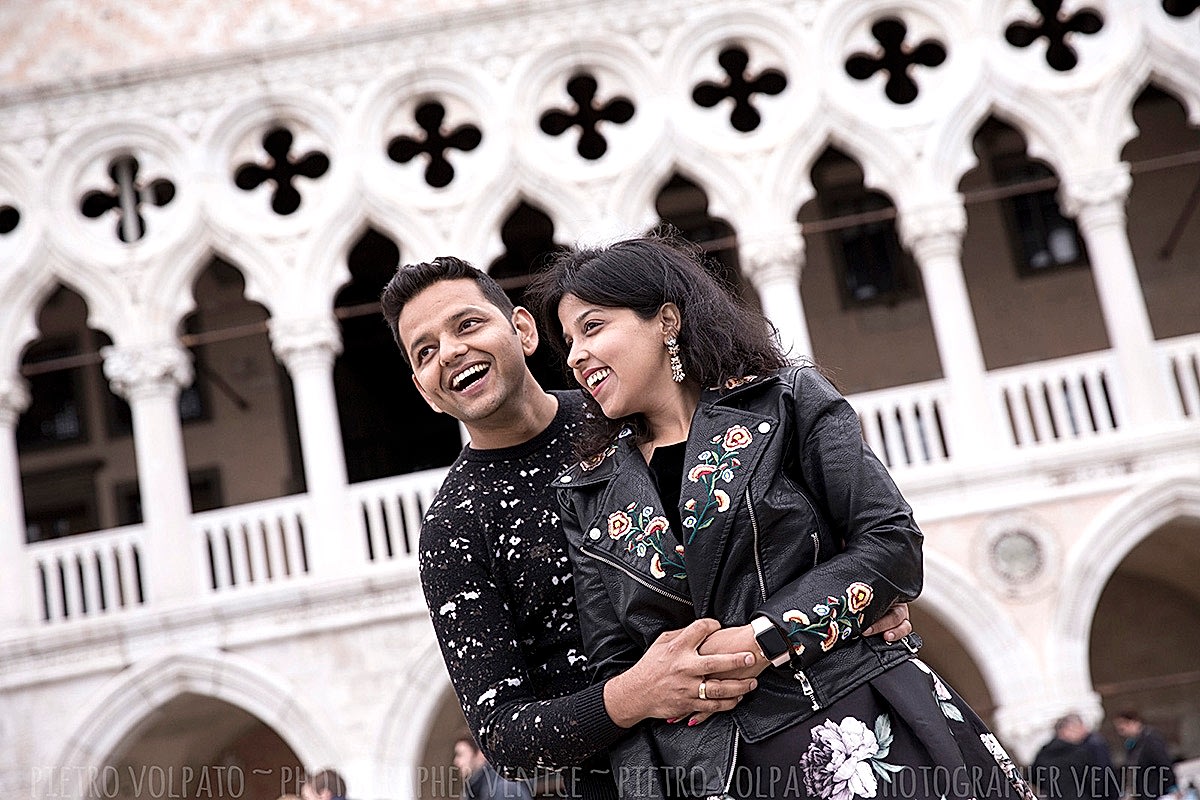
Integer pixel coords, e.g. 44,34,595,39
1058,165,1133,229
739,225,806,289
0,376,31,427
269,315,343,373
101,343,194,402
898,200,967,263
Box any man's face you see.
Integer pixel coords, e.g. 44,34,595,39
397,279,537,426
1114,717,1140,739
453,741,483,778
1062,719,1088,744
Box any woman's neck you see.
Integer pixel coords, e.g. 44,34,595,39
639,383,700,460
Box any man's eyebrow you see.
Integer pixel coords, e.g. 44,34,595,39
407,307,488,357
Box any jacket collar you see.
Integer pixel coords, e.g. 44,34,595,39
554,374,784,612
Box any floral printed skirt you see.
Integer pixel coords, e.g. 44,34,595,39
730,659,1037,800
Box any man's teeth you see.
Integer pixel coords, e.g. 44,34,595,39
587,368,610,388
452,364,488,389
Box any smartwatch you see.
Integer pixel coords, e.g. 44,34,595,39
750,616,792,667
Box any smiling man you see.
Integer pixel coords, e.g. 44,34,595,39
379,256,912,799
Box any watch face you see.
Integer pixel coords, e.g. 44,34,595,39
756,625,789,659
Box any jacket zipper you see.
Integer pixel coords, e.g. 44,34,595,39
579,544,692,606
747,491,821,712
720,727,740,798
810,531,820,567
795,669,821,711
746,488,768,604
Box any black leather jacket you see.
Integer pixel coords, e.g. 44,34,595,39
555,366,924,798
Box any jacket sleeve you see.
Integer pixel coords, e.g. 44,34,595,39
753,366,924,668
419,511,624,777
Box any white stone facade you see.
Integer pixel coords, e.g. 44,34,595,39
2,1,1200,798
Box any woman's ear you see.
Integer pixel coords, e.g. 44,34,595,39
658,302,682,339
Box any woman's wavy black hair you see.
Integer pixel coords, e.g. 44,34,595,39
526,235,789,457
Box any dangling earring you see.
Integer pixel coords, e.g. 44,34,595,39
666,337,685,383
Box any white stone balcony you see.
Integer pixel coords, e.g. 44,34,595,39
12,332,1199,631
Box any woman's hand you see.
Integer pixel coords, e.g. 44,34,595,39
602,618,759,728
863,601,913,642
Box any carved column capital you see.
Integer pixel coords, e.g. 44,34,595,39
0,375,31,427
739,224,806,289
898,200,967,264
269,314,343,373
1058,166,1132,229
101,343,193,402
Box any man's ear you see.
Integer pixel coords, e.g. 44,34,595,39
658,302,682,339
412,373,445,414
512,306,540,357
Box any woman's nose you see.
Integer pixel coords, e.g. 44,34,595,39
567,341,585,369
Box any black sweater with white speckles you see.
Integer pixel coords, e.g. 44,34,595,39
419,392,622,799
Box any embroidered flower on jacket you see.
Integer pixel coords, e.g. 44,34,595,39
604,503,686,580
722,425,753,450
607,510,632,539
783,582,875,653
580,444,617,471
799,714,904,800
846,582,873,613
682,424,752,540
782,610,810,655
718,375,758,390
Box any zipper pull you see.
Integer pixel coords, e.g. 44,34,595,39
794,669,821,711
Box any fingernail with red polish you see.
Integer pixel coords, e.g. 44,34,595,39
687,718,700,727
666,717,680,724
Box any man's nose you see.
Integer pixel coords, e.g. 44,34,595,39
439,336,468,364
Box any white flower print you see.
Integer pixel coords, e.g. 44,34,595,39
914,658,964,722
800,715,904,800
980,734,1039,800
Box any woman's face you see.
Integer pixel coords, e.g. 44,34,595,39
558,293,677,420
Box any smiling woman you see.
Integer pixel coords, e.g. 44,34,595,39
525,235,1038,800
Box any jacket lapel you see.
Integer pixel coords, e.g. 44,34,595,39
574,433,692,594
678,398,777,615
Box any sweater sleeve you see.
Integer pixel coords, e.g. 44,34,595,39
419,512,624,776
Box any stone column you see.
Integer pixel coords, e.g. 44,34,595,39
102,343,203,603
270,314,361,576
1060,166,1174,427
0,376,32,627
900,200,1004,461
739,224,814,361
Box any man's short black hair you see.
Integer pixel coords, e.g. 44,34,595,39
455,732,481,752
380,256,515,363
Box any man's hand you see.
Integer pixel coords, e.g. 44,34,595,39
863,602,912,642
603,619,759,728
